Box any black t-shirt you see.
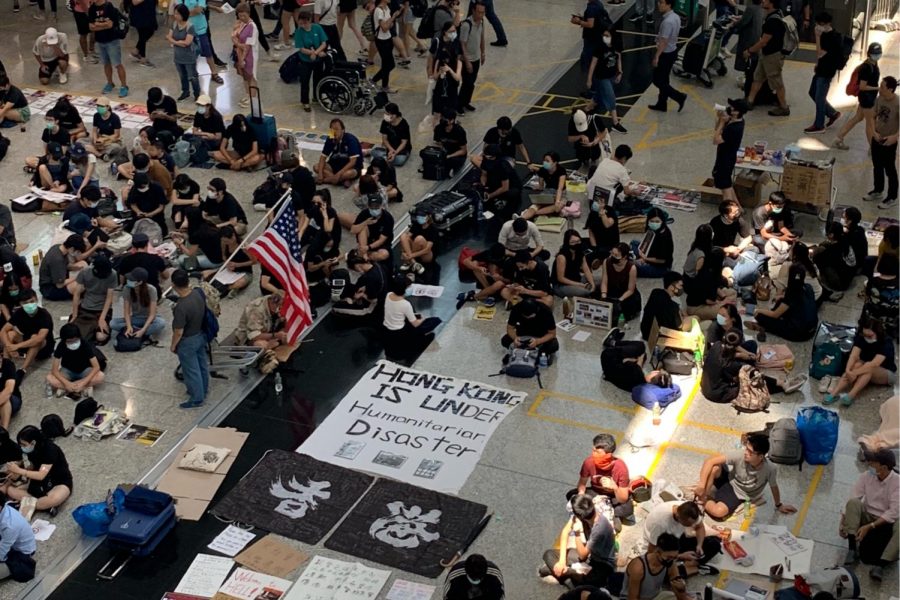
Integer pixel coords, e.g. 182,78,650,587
353,209,395,247
709,214,752,247
302,205,341,249
259,263,283,294
230,248,253,274
507,302,555,338
686,268,727,307
485,159,521,193
715,119,744,169
53,339,96,373
28,440,73,491
0,358,15,392
172,178,201,212
646,227,674,268
117,251,167,291
0,86,28,110
858,61,880,106
538,166,565,192
567,115,602,147
853,333,897,372
190,225,224,263
224,122,257,156
602,347,647,392
128,182,168,215
357,263,388,300
9,307,54,347
512,262,552,294
379,118,412,155
42,127,72,150
147,96,181,135
409,221,437,247
92,112,122,136
586,205,619,249
777,285,817,331
592,42,619,80
761,11,785,55
433,123,467,155
63,202,98,222
701,342,743,402
88,2,124,44
202,192,248,224
640,288,681,341
55,106,84,133
193,111,226,136
752,205,795,234
815,29,843,78
483,126,522,160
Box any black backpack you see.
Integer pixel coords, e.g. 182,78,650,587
410,0,427,17
417,4,449,39
836,34,854,71
73,397,99,425
40,414,71,440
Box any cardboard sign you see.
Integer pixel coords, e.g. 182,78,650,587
572,297,614,329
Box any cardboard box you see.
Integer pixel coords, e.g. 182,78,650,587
649,317,705,360
781,160,832,206
156,427,249,520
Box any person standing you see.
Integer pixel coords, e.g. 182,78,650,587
475,0,506,47
743,0,790,116
337,0,367,53
457,1,485,114
72,0,97,63
804,12,842,134
232,2,260,108
649,0,686,113
89,0,129,97
315,0,346,61
293,11,328,112
834,43,882,150
730,0,763,87
170,269,209,409
572,0,610,71
869,76,898,209
371,0,398,94
182,0,224,85
711,98,747,202
586,28,626,132
128,0,158,67
167,4,200,101
33,28,70,86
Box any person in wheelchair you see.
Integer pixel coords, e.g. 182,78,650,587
431,109,468,177
315,118,362,186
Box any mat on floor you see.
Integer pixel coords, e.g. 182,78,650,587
324,479,488,578
211,449,373,544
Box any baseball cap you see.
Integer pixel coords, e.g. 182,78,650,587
196,94,212,106
67,213,91,234
132,232,150,247
728,97,750,114
126,267,149,283
96,96,111,107
572,109,589,133
44,27,59,45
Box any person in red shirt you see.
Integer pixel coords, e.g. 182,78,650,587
576,433,633,524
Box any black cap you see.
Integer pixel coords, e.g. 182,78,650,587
132,232,150,247
132,172,150,188
728,97,750,114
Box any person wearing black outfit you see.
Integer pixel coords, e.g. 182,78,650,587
174,207,224,270
640,271,685,341
748,263,818,341
602,337,670,393
213,114,264,171
443,553,505,600
203,178,249,236
630,208,674,278
501,250,554,309
817,206,868,299
600,243,641,321
521,151,567,221
189,95,226,152
712,98,747,202
710,199,766,287
833,42,881,150
586,198,618,265
2,426,72,515
25,109,72,171
299,189,341,251
432,109,468,176
0,359,21,430
333,250,389,317
804,12,842,133
372,102,412,167
0,290,54,376
744,0,790,116
501,298,558,357
146,87,183,138
127,172,169,237
480,144,521,223
128,0,158,66
399,210,436,275
553,230,598,298
117,232,168,295
685,247,737,321
46,323,104,398
478,116,530,167
351,195,395,264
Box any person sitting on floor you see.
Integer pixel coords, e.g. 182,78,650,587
501,250,554,309
0,74,30,127
234,294,287,350
332,250,389,317
747,263,818,342
695,432,797,520
25,109,71,171
631,208,674,279
399,209,436,276
600,242,641,321
443,553,505,600
575,433,634,523
502,298,558,359
586,192,619,266
751,191,799,260
2,425,73,517
431,109,468,176
203,178,249,236
212,113,264,172
840,448,898,582
601,337,669,393
639,271,685,341
351,194,395,264
710,199,766,287
369,156,403,203
119,152,173,199
0,492,37,582
61,186,116,232
683,224,712,297
615,533,693,600
205,226,254,296
38,235,87,302
189,95,225,153
521,151,567,221
383,276,441,361
640,500,722,576
109,267,166,344
371,102,412,167
32,142,70,193
68,144,100,197
771,242,824,305
70,254,116,344
0,359,22,431
170,173,202,232
684,247,737,322
172,208,224,270
78,97,121,158
46,323,104,399
315,118,363,186
553,230,598,298
455,246,508,308
824,314,896,407
0,290,54,377
498,217,547,261
705,303,755,356
479,143,522,222
539,493,617,588
300,189,341,254
125,172,169,238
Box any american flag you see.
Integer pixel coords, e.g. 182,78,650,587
246,201,312,344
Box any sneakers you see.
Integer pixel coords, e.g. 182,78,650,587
628,13,644,22
803,125,825,134
455,290,475,310
878,197,898,209
177,92,191,101
58,72,68,84
411,261,425,275
399,262,411,273
119,85,129,98
648,103,667,112
768,106,791,117
864,190,884,202
303,104,311,112
602,327,623,349
844,549,859,565
697,564,720,576
817,374,832,394
84,53,99,64
179,399,204,409
55,387,65,398
85,386,93,398
782,374,808,394
102,82,114,94
489,40,508,47
826,111,841,127
612,122,628,133
840,392,853,406
481,296,496,307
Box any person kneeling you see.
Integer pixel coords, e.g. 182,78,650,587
234,294,287,350
46,324,104,399
2,425,73,518
383,276,441,361
501,298,558,360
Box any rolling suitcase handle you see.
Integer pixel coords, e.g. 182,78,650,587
249,84,263,122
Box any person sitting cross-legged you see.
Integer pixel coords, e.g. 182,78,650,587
501,250,554,309
612,533,693,600
0,492,37,582
1,425,72,518
575,433,634,525
0,290,55,377
824,313,897,407
315,118,362,186
641,500,722,577
45,324,104,399
501,298,558,359
234,294,287,350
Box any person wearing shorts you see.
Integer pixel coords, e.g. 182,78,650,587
273,0,298,50
833,42,882,150
33,28,70,85
338,0,367,53
89,0,129,97
72,0,96,62
744,0,790,116
0,75,31,125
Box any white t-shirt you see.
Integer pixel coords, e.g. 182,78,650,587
642,501,689,546
383,295,416,331
374,6,393,40
33,33,69,62
315,0,338,26
586,158,631,200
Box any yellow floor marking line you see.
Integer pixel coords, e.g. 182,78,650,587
792,465,825,536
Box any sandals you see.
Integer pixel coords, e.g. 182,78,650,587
210,74,224,84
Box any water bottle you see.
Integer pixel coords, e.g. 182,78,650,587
652,401,661,426
539,353,549,368
44,383,53,398
617,313,625,330
274,372,283,396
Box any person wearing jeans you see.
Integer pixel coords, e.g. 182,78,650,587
292,11,327,111
458,2,485,113
870,76,899,209
168,5,201,100
170,269,209,409
477,0,506,46
804,13,842,133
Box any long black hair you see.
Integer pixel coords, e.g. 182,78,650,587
690,224,713,254
558,229,585,265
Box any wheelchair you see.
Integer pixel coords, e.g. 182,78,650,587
314,50,386,116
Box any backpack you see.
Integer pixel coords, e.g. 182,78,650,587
631,383,682,411
73,396,99,425
116,11,130,40
499,339,542,385
660,349,694,376
732,365,771,413
361,12,375,42
780,14,799,56
796,406,839,465
794,567,861,599
766,418,803,467
131,218,163,246
188,135,209,166
836,34,854,71
410,0,427,18
417,4,449,39
171,138,194,169
114,330,145,352
195,286,221,343
40,414,71,440
845,64,861,96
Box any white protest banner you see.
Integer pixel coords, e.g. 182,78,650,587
298,360,525,494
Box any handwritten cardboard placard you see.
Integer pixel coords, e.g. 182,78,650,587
234,536,308,579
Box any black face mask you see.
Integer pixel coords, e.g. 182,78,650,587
660,558,675,568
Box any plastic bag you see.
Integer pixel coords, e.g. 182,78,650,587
796,406,840,465
72,488,126,537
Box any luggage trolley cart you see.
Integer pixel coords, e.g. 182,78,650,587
674,10,728,88
174,343,265,382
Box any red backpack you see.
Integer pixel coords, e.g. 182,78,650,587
845,64,861,96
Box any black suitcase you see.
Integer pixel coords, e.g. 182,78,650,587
660,349,695,375
420,146,447,181
413,191,474,232
682,32,709,76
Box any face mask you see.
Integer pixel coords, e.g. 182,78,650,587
88,201,99,208
771,206,783,214
716,314,727,326
383,114,393,122
602,35,612,45
868,467,878,476
9,290,18,297
591,201,600,212
465,576,481,586
660,558,675,568
20,444,33,454
126,280,138,288
369,208,382,218
97,107,108,116
648,221,662,231
814,24,825,33
871,53,882,61
447,31,457,41
864,335,878,344
542,161,552,171
722,215,733,225
329,129,338,139
178,187,191,195
197,106,207,115
22,302,38,315
45,121,55,131
207,190,218,199
415,215,427,225
137,186,150,193
66,340,82,351
673,287,684,297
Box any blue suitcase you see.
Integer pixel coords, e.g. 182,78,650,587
248,85,276,159
107,503,175,551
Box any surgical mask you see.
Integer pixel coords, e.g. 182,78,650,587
864,335,878,344
591,201,600,212
22,302,38,315
126,280,139,288
178,187,191,195
602,35,612,45
88,201,99,208
8,289,18,297
870,53,882,61
415,215,427,225
369,208,382,218
814,24,825,34
329,129,338,139
207,190,218,199
447,31,457,41
716,314,727,326
383,114,393,122
137,185,149,193
97,107,108,116
45,121,55,131
66,340,81,351
196,106,207,115
673,287,684,297
20,444,33,454
466,576,481,585
542,161,552,171
648,221,662,231
771,206,783,214
868,467,878,476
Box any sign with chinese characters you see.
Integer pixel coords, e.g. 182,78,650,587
298,361,526,494
284,555,390,600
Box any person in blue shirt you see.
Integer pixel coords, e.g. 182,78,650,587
293,11,328,111
182,0,224,84
315,118,362,186
0,499,36,582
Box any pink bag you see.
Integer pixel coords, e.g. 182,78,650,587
561,200,582,219
757,344,795,370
